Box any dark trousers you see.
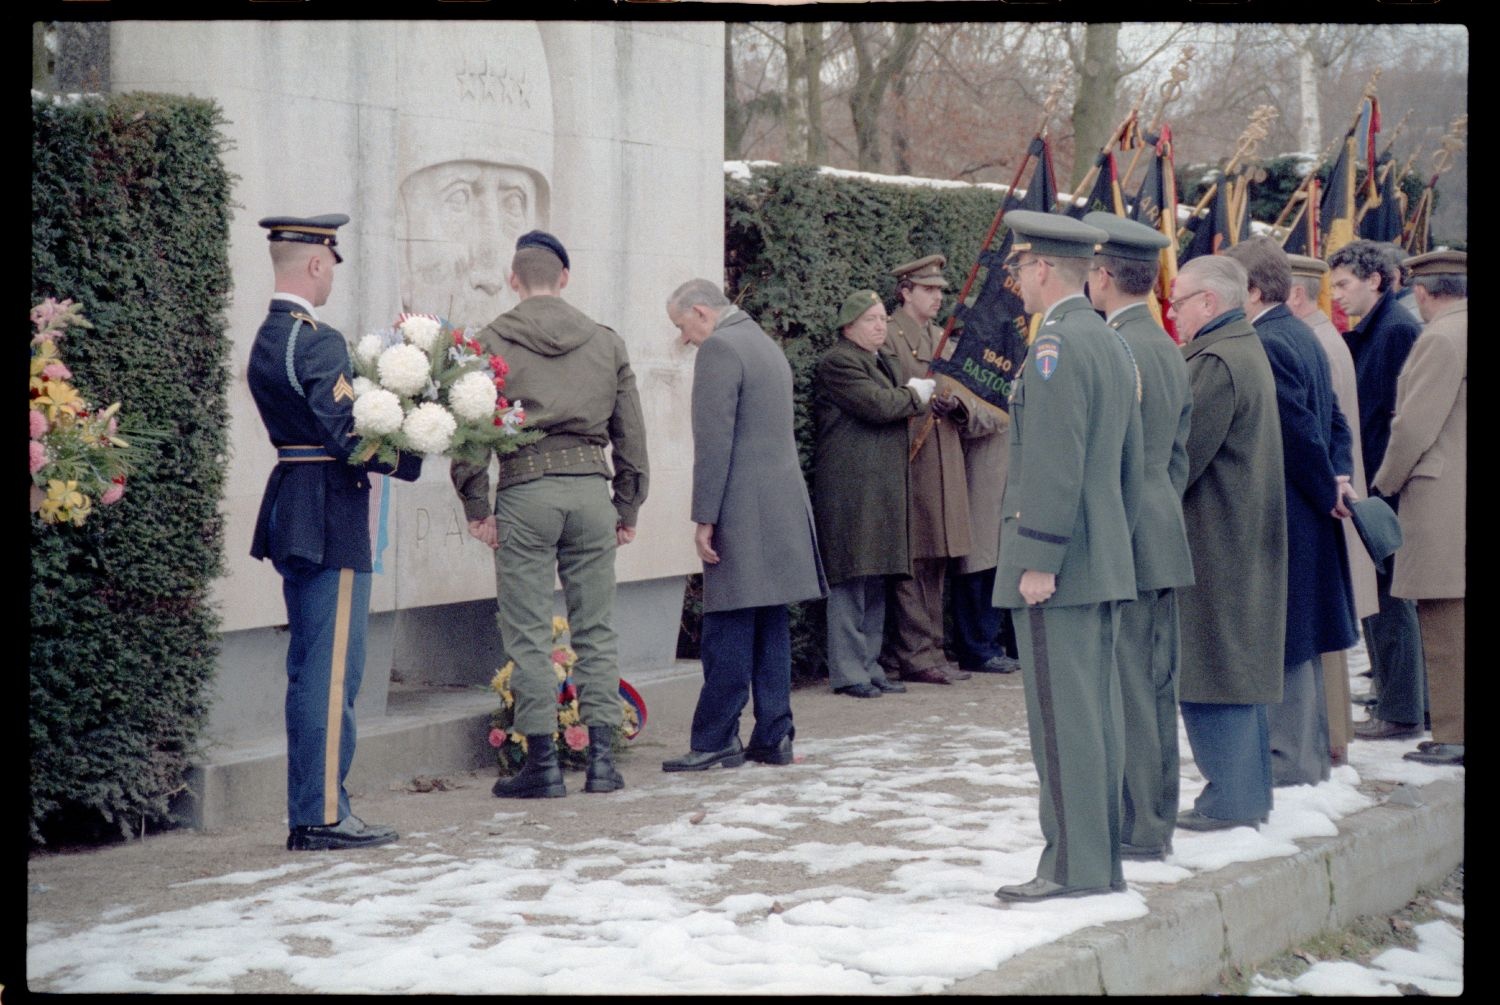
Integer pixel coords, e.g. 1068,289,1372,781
693,605,794,753
1268,657,1331,786
1365,564,1427,727
1118,588,1180,849
950,566,1017,668
1181,701,1272,823
277,557,370,828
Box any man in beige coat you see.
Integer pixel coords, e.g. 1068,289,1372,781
1373,250,1466,766
878,255,973,686
1286,254,1379,765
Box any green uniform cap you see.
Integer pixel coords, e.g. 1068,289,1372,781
1083,211,1170,261
1403,249,1466,277
836,289,884,329
891,253,949,288
1004,210,1110,261
1286,253,1328,278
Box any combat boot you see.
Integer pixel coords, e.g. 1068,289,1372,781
584,726,625,793
492,734,566,798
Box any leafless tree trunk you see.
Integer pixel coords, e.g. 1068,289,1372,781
1069,24,1122,188
850,23,922,172
784,23,827,164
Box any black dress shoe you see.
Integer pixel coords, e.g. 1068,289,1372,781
994,876,1126,902
1120,842,1169,861
1353,716,1422,740
744,734,795,765
833,683,882,698
288,814,399,851
872,678,907,693
662,738,746,772
1403,742,1463,765
1176,808,1259,832
965,654,1022,674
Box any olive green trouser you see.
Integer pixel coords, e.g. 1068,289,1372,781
495,474,622,736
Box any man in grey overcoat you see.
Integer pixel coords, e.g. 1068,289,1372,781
1085,212,1194,861
1168,255,1286,831
661,279,828,771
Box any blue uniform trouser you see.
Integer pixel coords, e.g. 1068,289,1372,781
276,557,370,828
693,606,794,753
950,566,1017,668
1014,602,1125,891
1365,563,1427,726
1181,701,1272,823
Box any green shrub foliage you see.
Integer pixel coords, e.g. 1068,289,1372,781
723,165,1005,682
30,93,233,844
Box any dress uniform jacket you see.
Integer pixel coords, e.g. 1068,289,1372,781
1344,289,1421,491
249,299,421,570
1253,304,1359,665
1373,301,1467,600
1178,310,1286,705
691,308,826,612
812,338,924,587
993,296,1143,610
884,310,971,560
1109,303,1193,592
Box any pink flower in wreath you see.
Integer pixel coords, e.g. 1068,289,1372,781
29,409,49,439
551,648,569,665
29,439,48,475
562,725,589,751
42,362,72,381
488,728,506,748
100,477,126,505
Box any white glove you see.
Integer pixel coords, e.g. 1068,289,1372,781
906,377,936,406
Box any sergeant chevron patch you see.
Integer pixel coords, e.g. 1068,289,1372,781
332,374,356,403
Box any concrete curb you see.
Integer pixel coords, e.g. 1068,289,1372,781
946,776,1464,994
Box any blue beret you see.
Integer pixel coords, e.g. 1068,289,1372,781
516,230,569,271
258,213,349,264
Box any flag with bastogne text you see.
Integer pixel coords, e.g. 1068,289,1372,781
930,136,1057,413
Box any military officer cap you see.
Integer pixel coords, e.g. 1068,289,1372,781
516,229,570,270
836,289,883,329
1083,211,1170,261
891,253,949,288
258,213,349,264
1403,249,1466,277
1004,210,1109,260
1286,253,1329,278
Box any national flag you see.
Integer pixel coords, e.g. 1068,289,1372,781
1320,98,1378,257
1403,185,1433,255
1067,150,1126,219
1177,170,1234,266
1281,177,1318,256
1359,152,1405,242
1130,125,1179,339
931,136,1056,413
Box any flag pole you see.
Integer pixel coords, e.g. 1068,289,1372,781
1066,88,1148,209
1403,115,1466,251
908,73,1067,462
1270,71,1382,230
1119,46,1193,195
1179,105,1277,238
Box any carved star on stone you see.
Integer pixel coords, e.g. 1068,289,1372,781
457,64,478,101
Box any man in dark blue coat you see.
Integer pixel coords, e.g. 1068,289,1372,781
1329,240,1426,742
1225,238,1359,786
248,214,423,851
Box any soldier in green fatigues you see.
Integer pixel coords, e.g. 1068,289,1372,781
1084,212,1195,862
990,211,1144,902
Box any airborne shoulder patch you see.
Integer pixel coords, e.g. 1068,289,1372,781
1033,335,1061,381
332,373,356,403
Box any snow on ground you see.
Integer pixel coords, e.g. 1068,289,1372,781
1248,919,1464,996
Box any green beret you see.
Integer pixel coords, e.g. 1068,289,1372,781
1004,210,1109,260
1404,249,1466,277
836,289,884,329
1286,253,1328,278
891,253,949,288
1083,211,1170,261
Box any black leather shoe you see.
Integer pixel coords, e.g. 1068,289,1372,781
995,876,1126,902
833,683,882,698
1120,842,1169,861
1353,716,1422,740
872,678,907,693
494,734,567,798
584,725,625,793
1403,742,1463,765
745,734,794,765
662,737,746,772
965,654,1021,674
1176,808,1258,831
287,813,399,851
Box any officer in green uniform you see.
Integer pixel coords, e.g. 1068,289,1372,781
990,211,1144,902
1084,212,1195,862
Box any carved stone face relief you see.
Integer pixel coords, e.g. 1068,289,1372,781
398,160,541,329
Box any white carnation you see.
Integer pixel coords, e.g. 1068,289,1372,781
352,376,377,398
400,315,444,355
355,333,385,368
402,401,457,455
449,370,499,423
352,388,404,436
377,343,432,396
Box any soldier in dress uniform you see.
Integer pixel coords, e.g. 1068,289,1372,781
990,211,1144,902
1084,212,1194,862
248,214,424,851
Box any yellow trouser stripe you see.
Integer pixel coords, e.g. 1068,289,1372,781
325,569,355,823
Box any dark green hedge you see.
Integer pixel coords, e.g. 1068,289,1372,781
723,164,1007,682
30,93,233,844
